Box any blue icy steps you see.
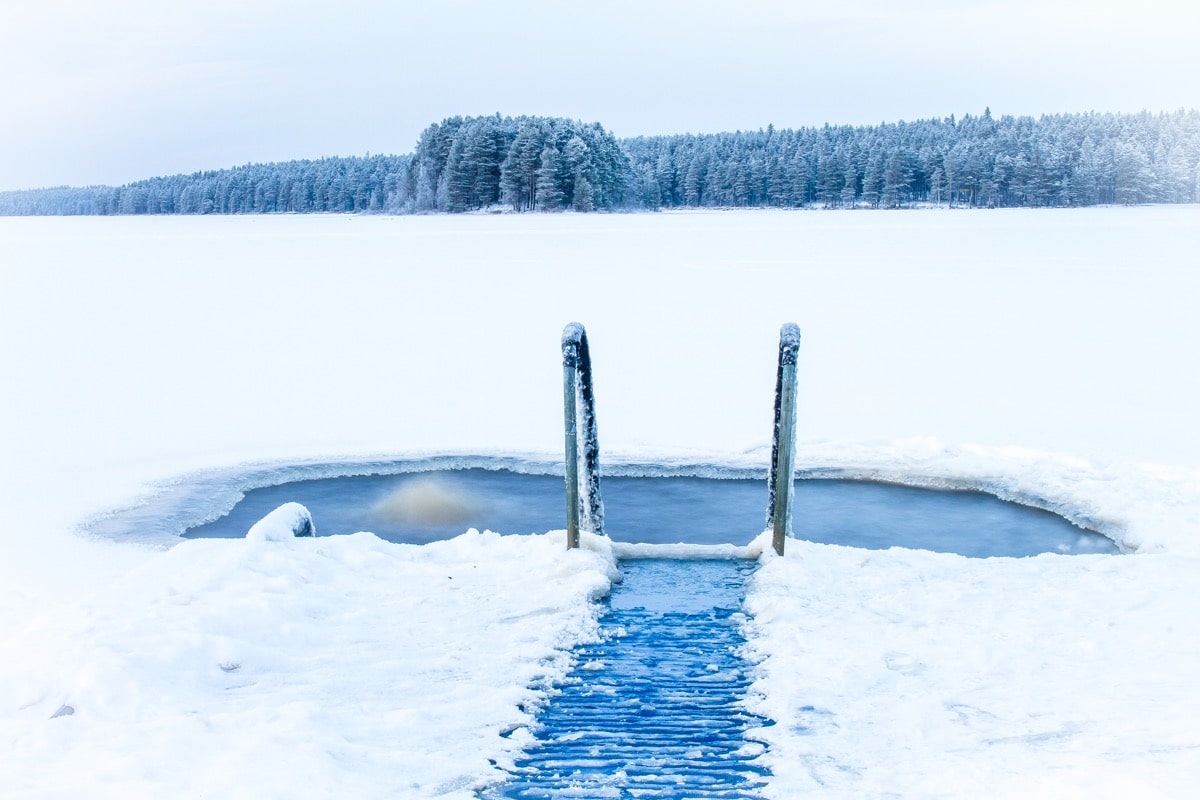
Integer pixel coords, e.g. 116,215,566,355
485,558,770,799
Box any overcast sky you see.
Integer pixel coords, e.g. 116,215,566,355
1,0,1195,190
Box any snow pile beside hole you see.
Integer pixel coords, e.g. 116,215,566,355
1,529,615,798
741,532,1200,798
245,501,314,541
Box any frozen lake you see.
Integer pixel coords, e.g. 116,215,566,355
2,207,1198,798
3,206,1199,476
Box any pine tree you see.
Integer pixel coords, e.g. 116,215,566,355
861,151,884,207
683,154,703,206
1113,142,1153,204
536,145,564,210
500,123,543,211
840,162,858,207
574,174,594,212
929,167,945,207
881,152,910,208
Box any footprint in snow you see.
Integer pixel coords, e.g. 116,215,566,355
883,651,927,676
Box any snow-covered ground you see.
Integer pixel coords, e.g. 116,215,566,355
2,208,1199,797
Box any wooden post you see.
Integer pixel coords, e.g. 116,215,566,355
562,322,605,549
575,328,604,536
563,330,581,550
768,324,801,556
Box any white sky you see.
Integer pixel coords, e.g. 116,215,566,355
0,0,1195,190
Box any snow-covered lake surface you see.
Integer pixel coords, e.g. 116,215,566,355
2,208,1199,797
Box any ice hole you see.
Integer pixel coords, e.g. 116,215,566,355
182,468,1119,557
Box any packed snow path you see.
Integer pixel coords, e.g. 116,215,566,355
487,558,769,799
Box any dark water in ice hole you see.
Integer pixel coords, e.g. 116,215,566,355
183,469,1118,557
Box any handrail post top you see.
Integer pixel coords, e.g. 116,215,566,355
562,322,587,348
779,323,801,363
562,322,587,367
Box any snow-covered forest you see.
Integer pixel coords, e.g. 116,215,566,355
626,108,1200,209
2,109,1198,215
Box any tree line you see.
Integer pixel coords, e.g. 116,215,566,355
0,155,409,216
625,109,1199,209
2,109,1197,215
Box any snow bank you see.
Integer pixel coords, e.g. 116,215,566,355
741,534,1200,798
245,501,315,541
1,529,617,798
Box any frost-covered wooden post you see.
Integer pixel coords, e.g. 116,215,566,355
562,323,605,549
767,323,801,556
563,332,581,549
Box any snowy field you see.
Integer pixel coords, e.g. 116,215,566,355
2,207,1199,797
